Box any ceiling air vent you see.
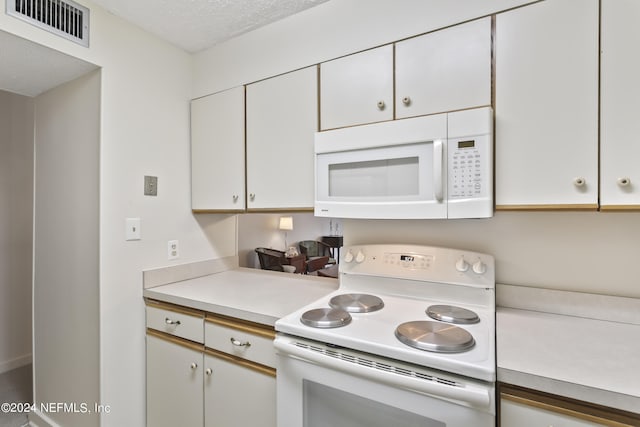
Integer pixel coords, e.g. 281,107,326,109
6,0,89,47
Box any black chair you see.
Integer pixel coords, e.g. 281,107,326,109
255,247,306,273
255,247,287,272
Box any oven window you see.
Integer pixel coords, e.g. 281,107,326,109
328,157,419,198
303,380,444,427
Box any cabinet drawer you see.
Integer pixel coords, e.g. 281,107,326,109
146,303,204,343
205,315,276,369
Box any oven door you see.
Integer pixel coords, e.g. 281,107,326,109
275,335,495,427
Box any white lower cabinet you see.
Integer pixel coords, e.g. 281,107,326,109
501,397,604,427
204,351,276,427
146,332,204,427
146,301,277,427
500,386,639,427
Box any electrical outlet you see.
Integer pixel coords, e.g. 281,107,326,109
168,240,179,260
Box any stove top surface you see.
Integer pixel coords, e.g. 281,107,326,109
276,288,495,382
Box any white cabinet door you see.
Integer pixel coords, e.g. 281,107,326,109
396,17,492,119
246,66,318,210
501,398,605,427
191,86,245,212
495,0,599,209
146,334,203,427
600,0,640,209
320,44,393,130
204,353,276,427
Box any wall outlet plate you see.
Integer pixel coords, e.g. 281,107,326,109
168,240,179,260
144,176,158,196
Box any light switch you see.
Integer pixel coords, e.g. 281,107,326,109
126,218,141,241
144,176,158,196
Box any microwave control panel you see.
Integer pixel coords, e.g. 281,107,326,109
448,134,490,200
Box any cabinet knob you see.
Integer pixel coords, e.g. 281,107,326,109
402,96,411,106
232,195,239,202
377,100,386,110
573,177,586,187
205,368,212,376
617,177,631,187
190,362,198,370
249,193,255,201
165,317,181,326
230,337,251,348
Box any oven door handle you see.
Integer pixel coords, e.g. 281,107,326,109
274,338,491,408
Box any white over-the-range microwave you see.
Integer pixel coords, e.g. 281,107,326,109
314,107,493,219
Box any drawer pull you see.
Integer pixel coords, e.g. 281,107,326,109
230,337,251,348
165,317,181,326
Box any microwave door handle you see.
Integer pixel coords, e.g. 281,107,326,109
433,139,444,202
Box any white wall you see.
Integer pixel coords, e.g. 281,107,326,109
33,70,101,427
1,1,236,425
345,212,640,298
0,90,33,374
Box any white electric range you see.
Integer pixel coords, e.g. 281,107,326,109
274,244,496,427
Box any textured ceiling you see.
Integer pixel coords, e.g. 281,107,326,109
91,0,331,53
0,0,328,97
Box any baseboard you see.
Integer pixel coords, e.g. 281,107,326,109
0,353,32,375
29,409,61,427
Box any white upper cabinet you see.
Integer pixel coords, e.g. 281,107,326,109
246,66,318,210
191,87,245,212
320,45,394,130
495,0,599,209
395,17,492,119
600,0,640,209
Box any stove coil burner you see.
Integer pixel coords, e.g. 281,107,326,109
329,293,384,313
426,305,480,325
395,321,475,353
300,308,352,328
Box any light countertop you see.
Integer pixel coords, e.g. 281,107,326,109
143,264,640,414
143,267,339,326
496,285,640,414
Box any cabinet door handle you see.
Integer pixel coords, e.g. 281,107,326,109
230,337,251,348
190,363,198,370
573,177,586,187
232,194,239,202
205,368,212,376
165,317,181,326
402,96,411,106
377,100,386,110
249,193,255,201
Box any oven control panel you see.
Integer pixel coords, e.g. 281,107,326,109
340,244,494,288
382,253,434,270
